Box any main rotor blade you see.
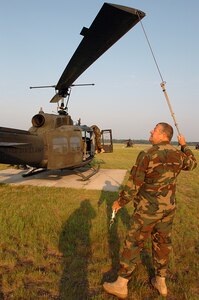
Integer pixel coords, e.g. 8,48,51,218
50,3,145,103
50,94,64,103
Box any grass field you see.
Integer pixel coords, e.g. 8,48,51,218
0,144,198,299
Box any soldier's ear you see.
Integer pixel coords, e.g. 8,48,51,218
162,132,169,141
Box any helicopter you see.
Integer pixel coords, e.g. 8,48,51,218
0,3,145,178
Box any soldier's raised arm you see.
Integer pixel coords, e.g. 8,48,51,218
178,134,197,171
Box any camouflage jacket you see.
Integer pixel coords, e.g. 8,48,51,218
118,142,197,210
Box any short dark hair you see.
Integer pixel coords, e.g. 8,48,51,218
158,122,173,141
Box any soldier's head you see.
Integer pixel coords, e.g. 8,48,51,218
149,122,173,144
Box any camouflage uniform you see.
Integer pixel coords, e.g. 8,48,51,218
117,142,197,278
91,125,103,152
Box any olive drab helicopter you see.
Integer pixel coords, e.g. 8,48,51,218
0,3,145,178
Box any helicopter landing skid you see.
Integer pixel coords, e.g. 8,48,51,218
22,167,47,178
74,164,100,181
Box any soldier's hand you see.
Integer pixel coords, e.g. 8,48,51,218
112,200,122,213
178,134,186,146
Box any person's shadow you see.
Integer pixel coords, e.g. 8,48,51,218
59,199,96,300
98,180,132,283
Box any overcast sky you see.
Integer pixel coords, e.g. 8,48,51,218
0,0,198,142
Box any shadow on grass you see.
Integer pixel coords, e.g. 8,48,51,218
98,180,132,283
58,199,96,300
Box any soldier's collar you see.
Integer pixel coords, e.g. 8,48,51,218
157,141,170,145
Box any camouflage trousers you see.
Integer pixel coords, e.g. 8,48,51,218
95,134,103,152
118,207,176,278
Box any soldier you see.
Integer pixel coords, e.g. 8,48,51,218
91,125,105,153
126,138,133,147
103,122,197,299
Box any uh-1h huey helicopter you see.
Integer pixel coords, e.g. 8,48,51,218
0,3,145,178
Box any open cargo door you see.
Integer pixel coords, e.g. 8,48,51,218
101,129,113,153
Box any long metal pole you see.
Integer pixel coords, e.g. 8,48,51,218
137,11,181,135
160,82,181,135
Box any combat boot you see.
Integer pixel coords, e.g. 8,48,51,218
151,276,167,297
103,276,128,299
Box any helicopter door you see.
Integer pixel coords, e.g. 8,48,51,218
46,129,82,169
101,129,113,153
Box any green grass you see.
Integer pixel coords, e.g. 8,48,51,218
0,144,198,299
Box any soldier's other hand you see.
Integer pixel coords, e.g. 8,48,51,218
178,134,186,146
112,200,122,213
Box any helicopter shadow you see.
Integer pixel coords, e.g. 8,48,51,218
98,180,132,283
58,199,96,300
0,168,76,186
0,169,27,185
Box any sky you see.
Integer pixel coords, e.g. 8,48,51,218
0,0,198,142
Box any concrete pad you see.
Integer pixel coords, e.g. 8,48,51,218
0,168,127,192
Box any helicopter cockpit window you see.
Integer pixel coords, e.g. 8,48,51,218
82,131,92,138
52,137,68,154
70,137,81,152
